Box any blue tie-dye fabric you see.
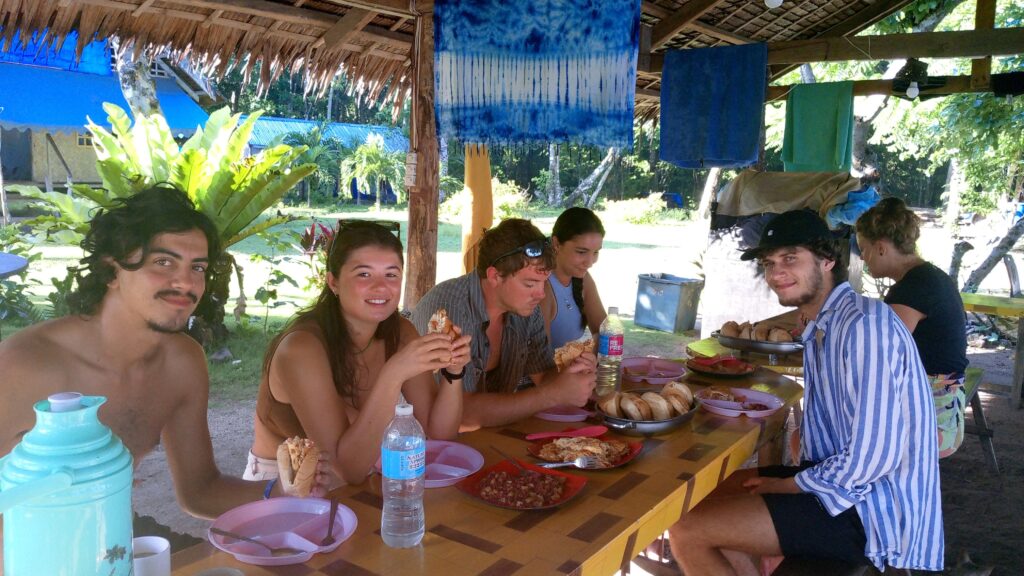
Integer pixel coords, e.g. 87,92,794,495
434,0,640,148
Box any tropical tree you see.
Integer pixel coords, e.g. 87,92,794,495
9,103,317,351
341,134,405,211
282,123,347,206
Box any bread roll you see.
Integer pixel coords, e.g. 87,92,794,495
642,392,672,420
662,381,694,407
753,322,771,341
636,398,653,420
620,393,653,420
663,390,691,415
276,437,319,497
597,391,622,418
738,322,753,340
720,321,740,338
768,327,793,342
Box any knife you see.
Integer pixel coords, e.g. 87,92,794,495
524,425,608,441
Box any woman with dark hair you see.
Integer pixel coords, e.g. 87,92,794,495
541,207,607,349
856,197,968,457
245,221,471,485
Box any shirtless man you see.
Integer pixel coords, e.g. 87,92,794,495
0,188,319,548
411,219,597,430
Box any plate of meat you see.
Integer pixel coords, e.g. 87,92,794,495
527,436,643,469
455,459,587,510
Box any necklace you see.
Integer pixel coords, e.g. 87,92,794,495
564,296,574,310
355,338,375,354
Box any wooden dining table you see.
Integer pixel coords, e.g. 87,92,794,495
170,369,802,576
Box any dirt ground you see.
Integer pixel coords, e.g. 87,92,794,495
132,345,1023,575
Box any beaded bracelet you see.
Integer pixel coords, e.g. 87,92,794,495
441,367,465,381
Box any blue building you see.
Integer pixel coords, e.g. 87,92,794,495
0,31,211,186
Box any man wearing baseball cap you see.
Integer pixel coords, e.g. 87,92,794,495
669,209,944,573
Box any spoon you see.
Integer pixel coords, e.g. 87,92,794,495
209,527,304,557
320,496,339,547
524,425,608,441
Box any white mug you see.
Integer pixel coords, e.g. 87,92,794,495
132,536,171,576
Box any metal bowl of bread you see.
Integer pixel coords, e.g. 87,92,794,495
595,383,699,436
713,320,803,356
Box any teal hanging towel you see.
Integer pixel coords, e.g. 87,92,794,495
782,81,855,173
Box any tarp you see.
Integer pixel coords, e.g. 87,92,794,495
716,169,862,225
0,63,209,133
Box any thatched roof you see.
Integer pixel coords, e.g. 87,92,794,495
2,0,918,117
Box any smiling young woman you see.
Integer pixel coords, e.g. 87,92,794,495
245,221,472,486
541,208,608,349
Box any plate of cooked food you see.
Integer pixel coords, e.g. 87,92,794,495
527,436,643,469
595,382,698,436
621,357,687,385
456,460,587,510
695,386,784,418
685,356,758,378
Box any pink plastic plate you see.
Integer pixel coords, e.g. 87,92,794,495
534,405,593,422
373,440,484,488
208,497,356,566
621,357,687,384
698,388,784,419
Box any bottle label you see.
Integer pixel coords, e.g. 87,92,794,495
599,334,624,357
382,440,425,480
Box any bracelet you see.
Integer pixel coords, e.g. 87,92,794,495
263,478,278,500
441,367,465,381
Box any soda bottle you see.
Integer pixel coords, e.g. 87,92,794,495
380,402,426,547
596,306,625,397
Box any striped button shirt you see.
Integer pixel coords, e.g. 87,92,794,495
795,283,944,572
411,271,555,393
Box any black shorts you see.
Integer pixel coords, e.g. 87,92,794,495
759,465,869,565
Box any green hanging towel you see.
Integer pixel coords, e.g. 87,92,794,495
782,81,854,172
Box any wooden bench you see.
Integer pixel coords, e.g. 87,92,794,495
962,367,998,473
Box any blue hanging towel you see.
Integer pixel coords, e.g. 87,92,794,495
782,81,854,172
659,43,767,169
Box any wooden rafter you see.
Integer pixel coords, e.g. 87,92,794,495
972,0,997,89
688,21,752,45
651,0,725,50
132,0,156,17
769,0,917,79
647,27,1024,72
316,8,377,51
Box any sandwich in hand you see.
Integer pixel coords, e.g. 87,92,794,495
276,436,320,497
427,308,458,371
554,335,595,372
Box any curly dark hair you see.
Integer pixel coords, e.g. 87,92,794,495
855,197,921,256
67,186,220,315
264,221,403,407
475,219,554,278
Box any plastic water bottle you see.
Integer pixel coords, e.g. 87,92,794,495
380,402,426,548
596,306,625,397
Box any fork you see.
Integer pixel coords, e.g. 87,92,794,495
539,456,599,469
209,527,304,557
320,496,339,547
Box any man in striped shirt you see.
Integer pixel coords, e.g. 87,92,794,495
669,209,943,573
412,219,597,430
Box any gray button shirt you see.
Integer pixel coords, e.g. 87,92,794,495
411,271,555,393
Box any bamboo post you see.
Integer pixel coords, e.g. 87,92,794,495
403,9,439,309
461,143,493,273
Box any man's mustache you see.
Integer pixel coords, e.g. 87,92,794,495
155,290,199,304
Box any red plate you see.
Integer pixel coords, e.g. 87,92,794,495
455,460,587,510
526,436,643,469
685,356,757,378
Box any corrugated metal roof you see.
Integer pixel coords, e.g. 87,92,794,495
246,116,408,155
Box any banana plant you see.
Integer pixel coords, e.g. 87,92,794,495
9,103,318,350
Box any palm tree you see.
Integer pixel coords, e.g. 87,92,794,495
341,134,405,211
283,123,347,206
